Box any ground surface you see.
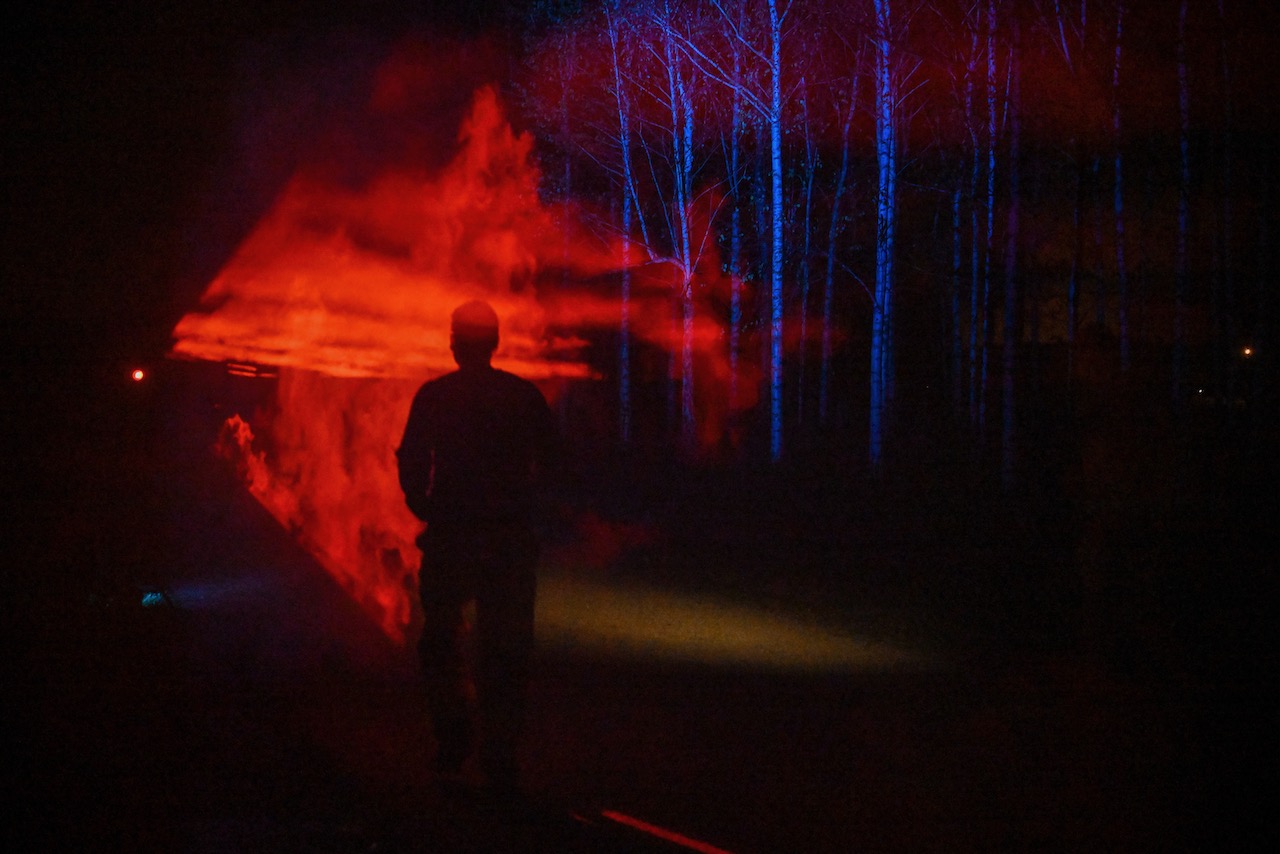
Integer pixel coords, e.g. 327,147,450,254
8,371,1269,852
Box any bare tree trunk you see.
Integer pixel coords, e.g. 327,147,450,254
1217,0,1238,409
1069,142,1085,385
821,75,857,425
967,21,983,430
620,196,633,444
728,36,744,420
648,7,698,450
1092,155,1106,330
1112,0,1130,371
1001,16,1021,490
951,182,964,412
870,0,898,474
676,46,697,452
606,3,635,444
767,0,785,460
980,0,997,438
1174,0,1190,409
797,77,817,428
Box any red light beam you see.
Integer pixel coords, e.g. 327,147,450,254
599,810,736,854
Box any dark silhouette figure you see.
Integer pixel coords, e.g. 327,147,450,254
397,300,557,794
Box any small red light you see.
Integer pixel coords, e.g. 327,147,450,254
131,368,146,382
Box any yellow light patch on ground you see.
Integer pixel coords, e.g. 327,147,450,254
536,574,928,672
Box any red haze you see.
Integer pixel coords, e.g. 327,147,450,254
172,52,744,641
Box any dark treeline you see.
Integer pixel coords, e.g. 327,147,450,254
494,0,1273,489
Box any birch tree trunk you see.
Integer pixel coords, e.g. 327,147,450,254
870,0,897,473
1174,0,1190,409
798,77,817,427
1112,0,1130,372
728,34,744,420
822,75,857,425
967,20,983,430
1001,17,1021,490
767,0,785,460
981,0,997,436
1217,0,1237,408
606,3,634,444
952,183,964,412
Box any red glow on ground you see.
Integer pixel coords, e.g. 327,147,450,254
599,810,736,854
171,48,745,641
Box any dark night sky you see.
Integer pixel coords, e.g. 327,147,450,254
3,1,519,373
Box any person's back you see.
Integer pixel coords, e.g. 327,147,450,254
400,364,553,524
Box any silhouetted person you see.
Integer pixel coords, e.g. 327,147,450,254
397,300,556,795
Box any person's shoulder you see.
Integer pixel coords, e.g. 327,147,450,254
493,368,541,392
413,370,461,399
493,369,551,409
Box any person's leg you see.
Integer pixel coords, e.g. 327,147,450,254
417,527,475,774
474,524,538,791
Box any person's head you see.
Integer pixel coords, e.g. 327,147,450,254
450,299,500,368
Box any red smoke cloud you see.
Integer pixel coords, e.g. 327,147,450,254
173,47,744,640
173,84,599,382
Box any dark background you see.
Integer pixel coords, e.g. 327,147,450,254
5,1,1274,849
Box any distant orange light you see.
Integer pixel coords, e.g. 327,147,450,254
1243,346,1254,358
131,368,146,382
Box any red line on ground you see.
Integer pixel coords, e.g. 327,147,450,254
599,810,735,854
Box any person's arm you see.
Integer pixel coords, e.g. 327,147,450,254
530,384,559,474
397,388,434,522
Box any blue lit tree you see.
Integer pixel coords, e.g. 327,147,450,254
665,0,795,461
1001,11,1021,489
819,59,861,426
1173,0,1190,408
510,0,1267,488
867,0,924,473
1111,0,1130,372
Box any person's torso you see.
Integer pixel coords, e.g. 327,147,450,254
417,368,546,520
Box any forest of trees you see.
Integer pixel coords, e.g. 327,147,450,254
498,0,1271,483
